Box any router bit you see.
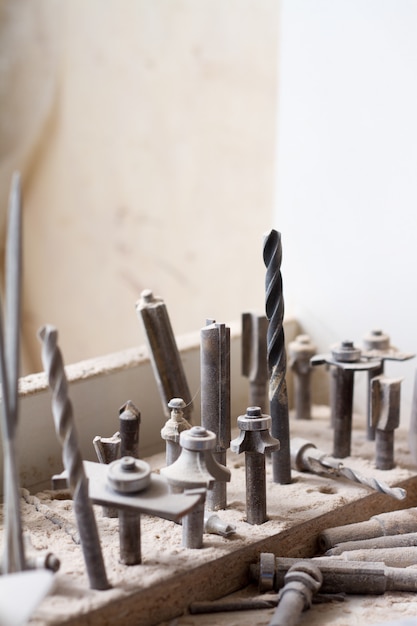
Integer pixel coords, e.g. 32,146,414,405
311,341,381,458
136,289,193,422
230,406,280,525
93,432,121,518
200,320,231,510
288,335,316,420
290,437,406,501
119,400,140,458
371,375,402,470
252,553,417,594
268,561,322,626
161,426,231,548
409,369,417,465
318,507,417,552
38,325,110,590
363,329,414,440
326,531,417,555
0,172,25,574
241,312,269,411
263,229,291,484
160,397,191,465
325,546,417,568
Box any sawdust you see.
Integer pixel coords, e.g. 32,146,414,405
2,406,417,625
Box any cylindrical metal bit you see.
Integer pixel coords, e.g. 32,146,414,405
160,398,191,465
136,289,193,423
326,531,417,555
93,432,121,518
200,320,231,509
241,312,269,411
119,400,140,458
288,335,316,420
263,229,291,484
268,562,322,626
38,325,110,590
290,437,406,501
371,375,402,470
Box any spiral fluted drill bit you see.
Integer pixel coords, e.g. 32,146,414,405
38,325,110,590
291,438,406,501
263,229,291,484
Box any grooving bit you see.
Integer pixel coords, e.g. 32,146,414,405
38,325,110,590
252,553,417,594
311,341,381,458
318,507,417,552
93,432,121,518
371,375,402,470
263,229,291,484
241,312,269,411
0,172,25,574
290,437,406,501
288,335,316,420
200,320,231,510
363,329,415,441
230,406,280,524
119,400,140,458
136,289,193,423
268,561,322,626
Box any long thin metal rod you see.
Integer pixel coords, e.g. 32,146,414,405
0,172,25,573
38,325,110,590
263,229,291,484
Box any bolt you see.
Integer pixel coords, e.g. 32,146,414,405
230,406,280,525
119,400,140,458
107,457,151,565
288,334,316,420
161,426,230,548
311,342,381,458
161,398,191,465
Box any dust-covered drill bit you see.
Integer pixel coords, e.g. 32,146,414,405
291,437,406,501
38,325,110,590
263,229,291,484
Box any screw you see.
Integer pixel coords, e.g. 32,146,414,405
161,398,191,465
288,334,316,420
230,407,280,525
263,229,291,484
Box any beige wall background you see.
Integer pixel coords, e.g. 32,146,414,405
0,0,279,374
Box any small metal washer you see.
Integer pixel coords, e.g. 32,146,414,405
107,456,151,494
259,552,275,592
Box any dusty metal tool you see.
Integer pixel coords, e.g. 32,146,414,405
326,531,417,555
161,426,231,548
288,335,316,420
326,546,417,567
290,437,406,501
160,397,191,465
107,456,150,565
311,341,381,458
53,460,204,560
252,553,417,594
189,594,280,614
119,400,140,458
0,172,25,574
268,561,322,626
203,512,235,537
409,369,417,465
136,289,193,423
93,432,121,518
241,312,269,411
263,229,291,484
200,320,231,510
371,375,402,469
39,325,110,590
363,329,414,440
230,406,280,524
318,507,417,552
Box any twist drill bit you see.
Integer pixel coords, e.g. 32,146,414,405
38,325,110,590
263,229,290,484
291,438,406,501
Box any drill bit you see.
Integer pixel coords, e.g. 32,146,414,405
291,438,406,501
38,325,110,590
263,229,291,484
